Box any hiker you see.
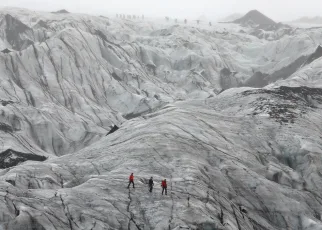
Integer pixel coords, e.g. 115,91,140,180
161,179,167,195
149,177,154,192
127,173,135,188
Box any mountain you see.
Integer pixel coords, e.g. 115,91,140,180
52,9,70,14
234,10,276,25
0,7,322,230
292,16,322,24
218,13,243,22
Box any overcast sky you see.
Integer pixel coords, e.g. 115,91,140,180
0,0,321,21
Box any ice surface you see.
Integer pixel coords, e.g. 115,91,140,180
0,7,321,230
0,8,320,158
1,86,322,229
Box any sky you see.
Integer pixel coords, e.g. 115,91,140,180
0,0,321,21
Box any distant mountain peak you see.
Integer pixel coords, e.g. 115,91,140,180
234,10,276,25
248,9,260,14
52,9,70,14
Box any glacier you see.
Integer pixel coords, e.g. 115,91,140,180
0,7,321,230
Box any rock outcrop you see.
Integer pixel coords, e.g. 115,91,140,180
0,149,47,169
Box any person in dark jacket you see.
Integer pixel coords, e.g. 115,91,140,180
149,177,154,192
127,173,135,188
161,179,167,195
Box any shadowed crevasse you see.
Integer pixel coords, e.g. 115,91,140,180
106,125,119,136
1,48,12,54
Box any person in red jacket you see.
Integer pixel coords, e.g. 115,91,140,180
161,179,167,195
127,173,135,188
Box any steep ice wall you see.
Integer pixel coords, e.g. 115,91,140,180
269,56,322,88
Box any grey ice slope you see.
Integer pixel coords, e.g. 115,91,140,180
1,86,322,229
0,7,321,159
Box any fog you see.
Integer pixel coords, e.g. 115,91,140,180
0,0,322,21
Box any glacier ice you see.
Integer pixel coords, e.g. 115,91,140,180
0,7,321,230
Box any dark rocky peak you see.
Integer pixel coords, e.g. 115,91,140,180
303,45,322,66
52,9,70,14
234,10,276,26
